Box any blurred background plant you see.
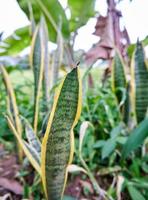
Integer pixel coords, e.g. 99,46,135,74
0,0,148,199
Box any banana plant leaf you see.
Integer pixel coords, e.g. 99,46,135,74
0,26,30,56
68,0,95,32
17,0,70,42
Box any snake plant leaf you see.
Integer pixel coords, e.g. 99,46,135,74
112,50,127,104
122,82,131,124
0,26,30,56
22,117,41,154
30,21,47,133
122,118,148,159
0,65,23,160
41,67,82,200
24,141,41,165
5,115,41,176
127,36,148,59
28,2,36,36
52,24,64,88
131,41,148,123
40,17,50,105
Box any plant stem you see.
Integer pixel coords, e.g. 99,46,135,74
79,154,112,199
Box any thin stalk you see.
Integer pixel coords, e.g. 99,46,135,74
79,154,112,199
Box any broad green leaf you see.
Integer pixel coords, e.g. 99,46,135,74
116,136,127,145
101,138,116,159
131,41,148,123
68,0,95,32
112,50,127,104
17,0,70,42
93,140,105,149
110,123,124,138
5,115,41,175
30,20,47,133
41,67,82,199
122,118,148,159
0,26,30,56
127,185,145,200
0,65,23,160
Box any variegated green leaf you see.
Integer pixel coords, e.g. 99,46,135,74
40,17,50,105
5,115,41,175
24,141,41,165
30,19,48,133
123,82,131,124
51,23,64,88
131,41,148,123
41,67,82,200
22,117,41,154
112,50,127,104
0,65,23,160
28,2,36,36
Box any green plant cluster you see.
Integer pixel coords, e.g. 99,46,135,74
0,1,148,200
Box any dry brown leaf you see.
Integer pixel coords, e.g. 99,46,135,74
0,178,23,195
86,0,130,65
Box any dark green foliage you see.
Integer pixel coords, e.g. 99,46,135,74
132,41,148,123
112,51,126,103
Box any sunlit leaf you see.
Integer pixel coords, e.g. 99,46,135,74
68,0,95,32
0,26,30,56
17,0,70,42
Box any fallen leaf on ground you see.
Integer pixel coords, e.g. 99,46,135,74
0,178,23,195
